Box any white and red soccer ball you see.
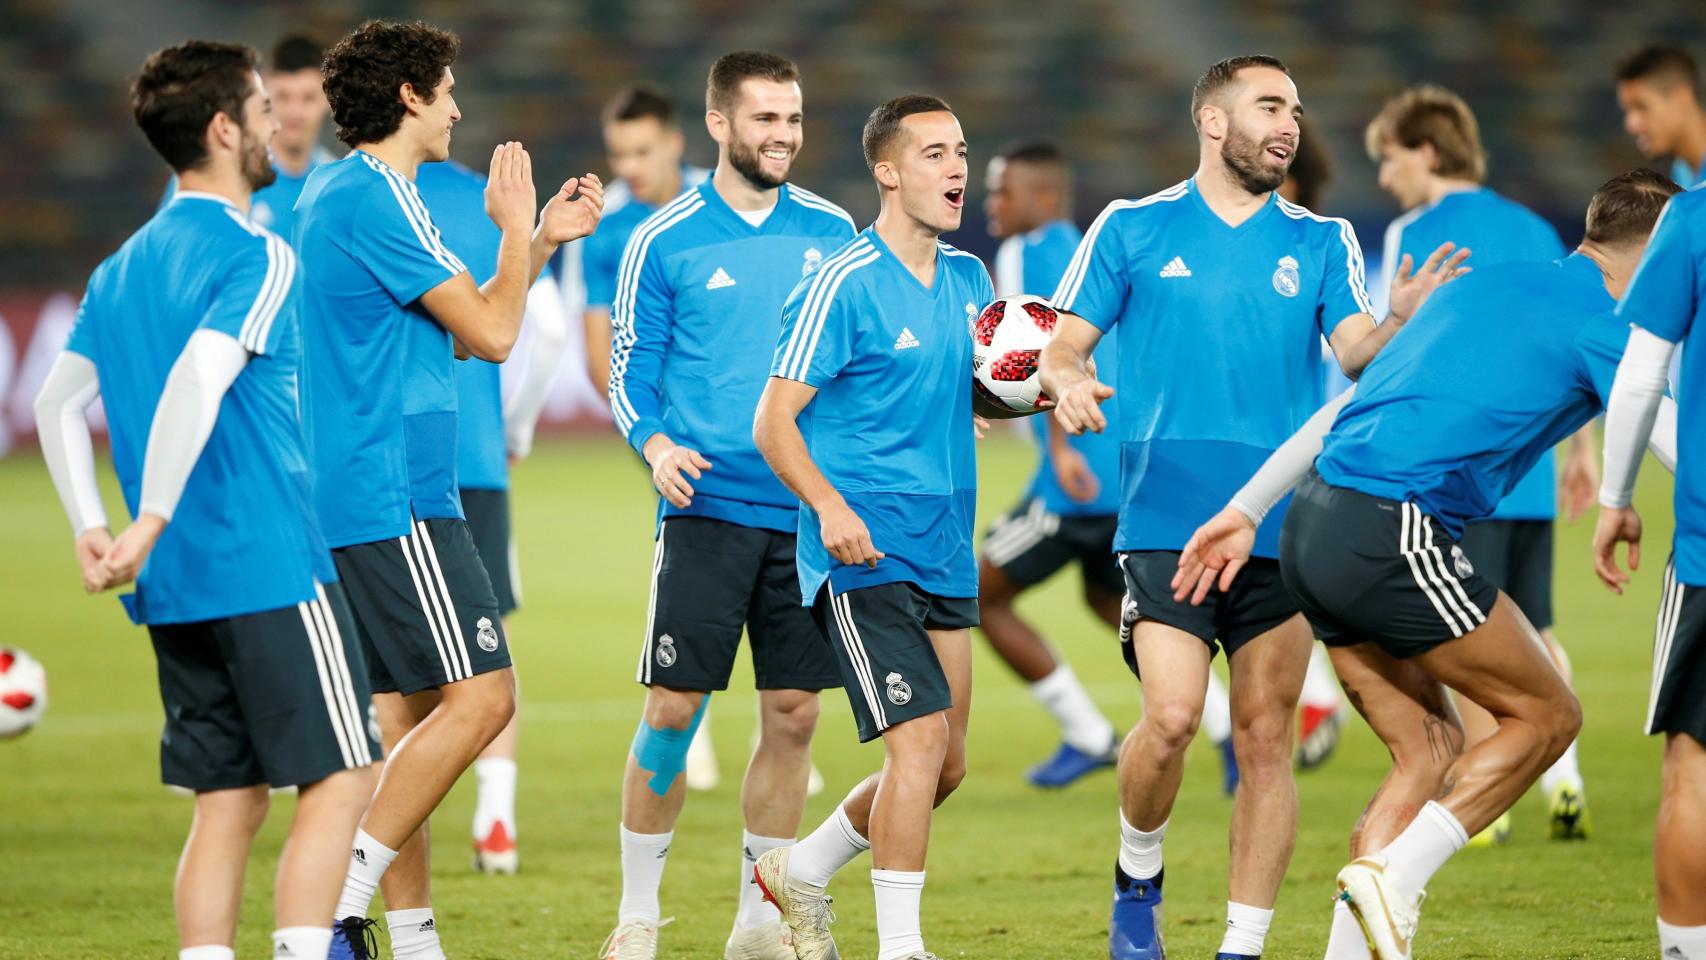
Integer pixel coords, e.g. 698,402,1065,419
0,646,47,740
972,294,1058,414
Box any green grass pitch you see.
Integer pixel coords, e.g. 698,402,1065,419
0,435,1676,958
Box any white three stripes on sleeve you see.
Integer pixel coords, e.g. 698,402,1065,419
362,154,467,276
775,239,880,382
1052,182,1189,310
1278,197,1374,316
607,192,704,435
221,210,296,353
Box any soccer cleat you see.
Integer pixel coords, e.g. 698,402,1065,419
1218,737,1240,797
473,819,519,874
724,920,796,960
1465,811,1511,848
1214,954,1259,959
753,846,839,960
1548,783,1591,840
1296,703,1345,770
328,916,380,960
687,719,719,791
1027,739,1119,788
598,918,671,959
1108,863,1165,959
895,954,942,960
1336,855,1422,960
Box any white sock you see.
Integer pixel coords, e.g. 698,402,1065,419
1217,901,1273,956
1030,664,1117,754
387,908,445,960
1302,643,1343,710
1539,740,1584,796
738,831,794,928
180,948,234,960
1202,671,1233,744
871,869,927,960
619,824,673,922
1659,918,1706,959
272,927,331,958
1118,812,1166,880
1324,897,1373,960
788,804,870,891
1379,801,1468,900
472,756,518,839
334,828,398,920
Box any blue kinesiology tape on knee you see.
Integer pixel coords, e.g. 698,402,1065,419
630,694,710,797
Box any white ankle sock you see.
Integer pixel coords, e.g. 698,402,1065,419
872,869,926,960
1302,642,1343,710
788,805,870,891
1660,918,1706,959
334,828,398,920
619,824,673,922
1379,801,1468,899
1324,897,1373,960
1217,901,1272,956
1539,740,1583,796
179,947,234,960
737,831,793,928
1030,664,1117,754
272,926,331,958
473,757,518,839
1118,812,1167,880
386,908,445,959
1202,672,1233,744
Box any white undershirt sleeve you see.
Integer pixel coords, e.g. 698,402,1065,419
503,271,568,460
1600,326,1676,508
137,329,251,521
33,351,107,536
1649,396,1679,475
1229,385,1357,526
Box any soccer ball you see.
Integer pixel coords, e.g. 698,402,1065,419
0,646,47,739
971,294,1058,414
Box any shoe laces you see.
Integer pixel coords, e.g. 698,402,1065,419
789,891,837,940
599,917,673,959
336,916,381,960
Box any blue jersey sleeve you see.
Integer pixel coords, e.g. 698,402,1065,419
198,233,297,354
1574,312,1633,402
1618,199,1699,344
350,178,468,306
1052,205,1131,330
608,229,674,453
581,228,622,310
65,289,98,361
1317,218,1374,332
772,247,877,387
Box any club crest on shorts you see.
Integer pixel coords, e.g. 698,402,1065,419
802,247,823,276
1272,255,1301,298
885,671,913,706
476,616,500,652
655,633,677,668
1451,545,1475,580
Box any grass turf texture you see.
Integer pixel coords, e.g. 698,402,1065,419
0,435,1673,959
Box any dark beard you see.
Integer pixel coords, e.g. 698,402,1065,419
242,130,277,191
1222,121,1288,195
728,137,787,190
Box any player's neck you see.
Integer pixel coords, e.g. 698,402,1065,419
273,139,316,177
1675,113,1706,174
176,167,252,215
357,134,428,180
711,163,778,212
874,204,940,285
1424,178,1479,207
1194,159,1270,227
1576,241,1640,299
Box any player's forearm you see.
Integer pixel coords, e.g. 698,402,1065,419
753,396,844,514
33,352,107,536
1038,337,1093,400
137,330,250,522
1229,385,1355,525
1339,315,1398,380
1599,327,1674,507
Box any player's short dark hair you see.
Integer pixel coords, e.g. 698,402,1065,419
131,40,260,173
323,20,459,148
1364,85,1486,182
1584,168,1683,247
269,35,323,74
1191,54,1289,130
705,51,799,116
602,87,676,127
1615,45,1701,97
995,139,1066,168
862,94,954,171
1287,115,1333,210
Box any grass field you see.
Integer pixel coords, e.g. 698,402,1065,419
0,434,1678,959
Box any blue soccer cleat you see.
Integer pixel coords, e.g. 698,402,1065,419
1109,863,1165,959
1215,954,1259,959
1218,736,1240,797
1027,739,1118,788
328,916,380,960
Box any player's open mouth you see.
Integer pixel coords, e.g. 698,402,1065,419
944,188,964,209
1266,143,1293,162
762,146,791,162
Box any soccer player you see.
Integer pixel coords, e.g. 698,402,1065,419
1174,168,1679,960
1594,182,1706,960
753,92,1016,960
1615,45,1706,190
601,52,855,960
976,139,1133,788
1037,55,1464,960
294,20,602,960
33,40,378,960
1365,84,1599,842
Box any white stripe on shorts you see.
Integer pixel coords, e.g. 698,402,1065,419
399,530,462,683
298,598,357,768
311,583,372,765
1647,557,1685,734
1399,502,1473,638
415,520,474,679
638,520,668,684
831,590,888,730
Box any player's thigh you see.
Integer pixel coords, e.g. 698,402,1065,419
927,624,974,784
1226,613,1313,721
748,528,842,693
1117,550,1223,687
639,517,769,692
1329,642,1461,763
148,619,266,791
980,499,1076,593
1413,593,1574,724
813,582,956,744
1127,618,1214,731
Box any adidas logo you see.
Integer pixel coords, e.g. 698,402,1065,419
706,267,736,290
1159,256,1191,278
274,946,295,957
419,919,436,933
352,847,367,866
894,327,921,350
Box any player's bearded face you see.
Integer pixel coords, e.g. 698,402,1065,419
1221,115,1294,195
723,79,802,190
240,81,277,191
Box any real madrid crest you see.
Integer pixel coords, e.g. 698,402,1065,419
802,247,823,276
1272,255,1300,298
476,616,500,652
885,671,912,706
656,633,678,668
1450,545,1474,580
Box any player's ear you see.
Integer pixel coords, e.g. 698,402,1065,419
1199,104,1226,141
206,110,239,156
398,81,422,117
705,109,727,145
873,158,899,191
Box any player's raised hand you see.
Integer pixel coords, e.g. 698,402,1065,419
92,514,166,593
1172,505,1258,605
1053,446,1101,503
646,441,712,509
484,142,538,235
820,501,884,568
1052,376,1114,435
74,527,114,595
1388,241,1473,324
539,174,604,245
1592,505,1642,594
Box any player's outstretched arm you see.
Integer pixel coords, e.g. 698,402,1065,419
1594,325,1675,592
753,377,883,568
1039,313,1113,435
502,270,568,461
34,350,112,592
1330,241,1471,378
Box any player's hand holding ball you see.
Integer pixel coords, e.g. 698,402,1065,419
484,141,538,235
539,173,605,245
1171,505,1258,605
819,500,884,569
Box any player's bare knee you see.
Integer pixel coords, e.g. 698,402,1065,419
1231,706,1292,770
934,756,967,804
760,689,821,747
643,686,706,731
886,712,950,770
1544,689,1583,758
1141,698,1202,757
198,786,271,835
